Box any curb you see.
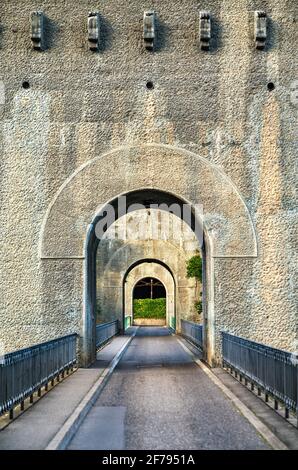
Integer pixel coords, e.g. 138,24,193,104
46,330,137,450
176,337,288,451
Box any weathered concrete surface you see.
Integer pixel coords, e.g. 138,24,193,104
0,1,296,360
133,319,166,326
68,327,269,450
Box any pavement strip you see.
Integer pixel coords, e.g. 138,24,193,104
46,328,138,450
176,337,288,451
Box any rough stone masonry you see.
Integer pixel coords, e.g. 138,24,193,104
0,1,297,365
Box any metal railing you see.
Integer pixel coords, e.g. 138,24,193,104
0,334,77,418
169,317,176,331
181,320,203,351
124,316,132,330
222,332,298,419
96,320,119,349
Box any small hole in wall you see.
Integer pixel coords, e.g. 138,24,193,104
22,81,30,90
146,81,154,90
267,82,275,92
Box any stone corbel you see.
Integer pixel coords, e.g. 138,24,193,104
200,11,211,51
88,12,100,51
254,11,267,50
30,11,44,51
143,11,155,51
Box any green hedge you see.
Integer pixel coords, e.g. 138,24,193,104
133,298,166,319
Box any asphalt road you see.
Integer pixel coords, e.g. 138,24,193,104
68,327,269,450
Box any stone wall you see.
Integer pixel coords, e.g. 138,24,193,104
0,1,296,361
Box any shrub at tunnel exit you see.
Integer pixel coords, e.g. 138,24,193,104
186,253,203,315
133,298,166,319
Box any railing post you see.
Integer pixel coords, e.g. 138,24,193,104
274,399,278,410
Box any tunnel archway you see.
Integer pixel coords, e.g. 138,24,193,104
133,277,166,300
85,189,210,365
39,144,258,366
133,278,167,326
124,261,176,330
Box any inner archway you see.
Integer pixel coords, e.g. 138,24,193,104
133,277,166,326
96,208,198,332
124,261,176,330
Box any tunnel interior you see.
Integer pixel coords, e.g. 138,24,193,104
133,277,166,299
133,277,167,322
94,191,203,340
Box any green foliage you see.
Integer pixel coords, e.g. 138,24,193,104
186,254,202,282
186,253,203,315
133,298,166,319
194,300,202,315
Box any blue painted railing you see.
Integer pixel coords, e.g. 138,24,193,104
96,320,119,349
124,316,132,330
181,320,203,351
0,334,77,418
222,332,298,419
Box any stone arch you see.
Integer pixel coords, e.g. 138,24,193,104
124,261,175,328
38,144,258,366
96,242,197,331
39,144,257,259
